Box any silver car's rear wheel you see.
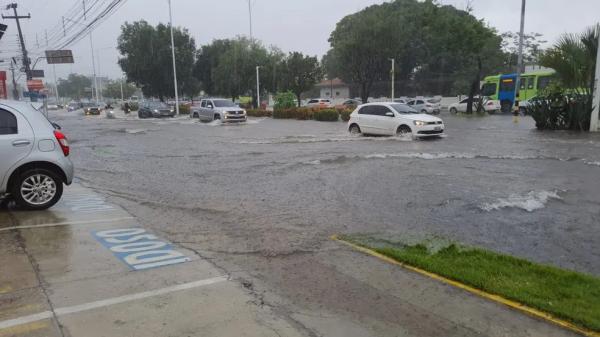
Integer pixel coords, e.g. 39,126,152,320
12,169,63,210
349,124,361,135
21,174,57,205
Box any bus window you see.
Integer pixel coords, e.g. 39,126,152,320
527,78,534,89
500,79,515,92
481,83,497,96
538,76,552,90
520,78,527,90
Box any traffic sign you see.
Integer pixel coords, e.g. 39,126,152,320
45,50,74,64
31,69,44,78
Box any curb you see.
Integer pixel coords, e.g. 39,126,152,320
331,235,599,337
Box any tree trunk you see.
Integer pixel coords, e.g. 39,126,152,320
360,82,369,104
296,93,302,107
466,57,482,114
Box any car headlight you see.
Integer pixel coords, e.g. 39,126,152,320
413,120,426,126
153,109,159,113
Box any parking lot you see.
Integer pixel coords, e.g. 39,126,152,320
2,108,600,336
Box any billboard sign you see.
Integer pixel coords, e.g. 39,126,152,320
45,50,74,64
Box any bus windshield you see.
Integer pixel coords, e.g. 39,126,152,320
481,83,497,97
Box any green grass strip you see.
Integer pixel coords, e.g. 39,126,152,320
340,235,600,332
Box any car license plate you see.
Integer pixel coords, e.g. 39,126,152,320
434,126,441,131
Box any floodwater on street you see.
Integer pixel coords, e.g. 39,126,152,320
52,110,600,275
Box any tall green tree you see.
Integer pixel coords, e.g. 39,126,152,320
280,52,323,107
117,21,198,101
326,0,505,101
57,74,92,99
194,37,283,105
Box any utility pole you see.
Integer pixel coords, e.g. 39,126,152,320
62,16,66,36
248,0,253,41
2,3,32,80
389,58,395,101
89,33,98,103
514,0,526,117
256,66,261,109
590,30,600,132
9,58,18,99
168,0,180,115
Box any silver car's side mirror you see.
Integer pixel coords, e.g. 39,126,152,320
385,112,395,117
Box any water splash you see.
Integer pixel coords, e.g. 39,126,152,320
480,190,563,212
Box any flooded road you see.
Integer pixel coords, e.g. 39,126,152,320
27,109,599,336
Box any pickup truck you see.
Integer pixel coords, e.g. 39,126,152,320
191,99,247,123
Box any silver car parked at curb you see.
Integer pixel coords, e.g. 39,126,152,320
0,100,74,210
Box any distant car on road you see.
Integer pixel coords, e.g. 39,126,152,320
0,100,73,210
336,99,362,110
448,97,500,114
191,99,247,123
82,102,102,115
138,101,175,119
347,102,444,138
407,99,441,115
306,98,333,109
67,102,81,112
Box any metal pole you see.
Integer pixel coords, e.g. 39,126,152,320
256,66,260,109
168,0,180,115
390,58,395,101
10,60,18,99
248,0,253,41
590,28,600,132
53,64,60,103
514,0,526,115
120,80,124,102
89,32,98,103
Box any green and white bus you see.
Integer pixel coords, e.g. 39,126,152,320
481,70,555,113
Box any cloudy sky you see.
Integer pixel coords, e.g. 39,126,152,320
0,0,598,83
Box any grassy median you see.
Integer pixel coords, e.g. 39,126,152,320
338,235,600,332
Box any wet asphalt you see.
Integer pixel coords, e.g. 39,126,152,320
27,108,600,336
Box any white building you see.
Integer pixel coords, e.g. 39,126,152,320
315,78,350,104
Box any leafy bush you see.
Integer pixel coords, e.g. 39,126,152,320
273,107,314,120
314,109,339,121
178,104,190,114
246,109,272,117
339,109,353,122
525,92,592,131
274,91,297,111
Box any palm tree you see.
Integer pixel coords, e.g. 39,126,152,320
540,25,599,95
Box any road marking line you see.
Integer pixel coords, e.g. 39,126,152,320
331,235,600,337
0,217,135,233
0,276,227,331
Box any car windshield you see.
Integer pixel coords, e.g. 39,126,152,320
391,104,418,114
213,100,237,107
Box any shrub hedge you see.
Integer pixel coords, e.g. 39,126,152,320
246,109,272,117
525,92,592,131
314,109,340,121
178,104,191,114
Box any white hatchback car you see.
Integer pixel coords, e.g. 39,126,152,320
448,97,500,114
348,103,444,137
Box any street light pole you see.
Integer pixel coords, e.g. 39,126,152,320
514,0,526,116
168,0,180,115
248,0,253,41
256,66,261,109
89,32,98,103
389,58,395,101
590,29,600,132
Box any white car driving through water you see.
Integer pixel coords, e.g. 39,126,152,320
347,103,444,137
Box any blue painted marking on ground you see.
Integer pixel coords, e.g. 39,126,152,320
92,228,190,271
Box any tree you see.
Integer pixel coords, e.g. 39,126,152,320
540,25,599,95
194,37,283,105
501,32,547,70
57,74,92,99
326,0,505,101
102,80,138,99
117,21,198,101
280,52,323,107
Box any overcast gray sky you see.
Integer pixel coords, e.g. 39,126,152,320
1,0,599,83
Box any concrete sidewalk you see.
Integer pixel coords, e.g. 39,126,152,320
0,183,305,337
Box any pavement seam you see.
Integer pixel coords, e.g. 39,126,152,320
331,235,599,337
13,228,67,337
